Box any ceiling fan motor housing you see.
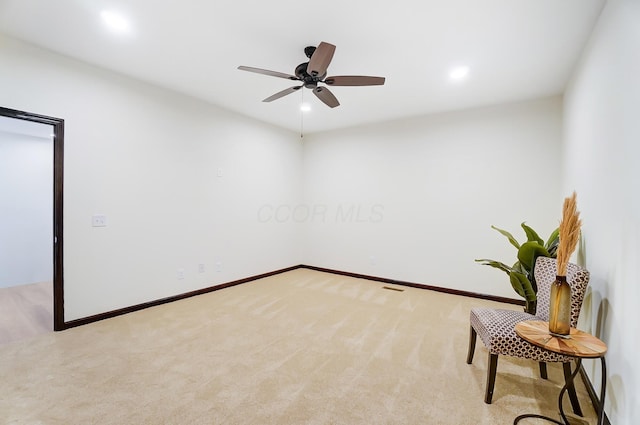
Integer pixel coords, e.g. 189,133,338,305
295,62,326,89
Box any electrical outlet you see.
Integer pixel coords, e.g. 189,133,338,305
198,263,205,273
177,268,185,280
92,214,107,227
215,261,222,272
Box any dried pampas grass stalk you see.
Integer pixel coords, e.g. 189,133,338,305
557,191,582,276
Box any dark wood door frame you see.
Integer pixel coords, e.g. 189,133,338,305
0,106,65,331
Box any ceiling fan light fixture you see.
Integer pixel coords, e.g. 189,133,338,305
300,103,311,112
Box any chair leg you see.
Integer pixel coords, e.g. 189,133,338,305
563,361,583,417
485,353,499,404
539,362,548,379
466,326,477,364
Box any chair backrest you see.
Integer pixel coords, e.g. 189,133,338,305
533,256,590,327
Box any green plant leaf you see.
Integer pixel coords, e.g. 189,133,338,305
521,222,544,245
517,241,550,272
511,261,526,275
491,225,520,249
510,271,537,302
545,227,560,254
475,259,512,276
478,223,556,302
510,273,526,298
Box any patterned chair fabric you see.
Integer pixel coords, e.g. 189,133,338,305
467,256,590,408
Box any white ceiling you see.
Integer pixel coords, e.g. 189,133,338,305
0,0,605,134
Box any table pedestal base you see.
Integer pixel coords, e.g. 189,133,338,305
513,357,606,425
514,413,565,425
513,357,581,424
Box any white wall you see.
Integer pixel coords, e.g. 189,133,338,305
2,11,631,419
301,97,563,298
564,0,640,423
0,130,53,288
0,34,303,321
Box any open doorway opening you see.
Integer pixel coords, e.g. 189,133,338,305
0,107,64,342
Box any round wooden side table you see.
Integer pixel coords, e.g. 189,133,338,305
513,320,607,425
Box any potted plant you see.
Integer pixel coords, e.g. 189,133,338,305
475,223,559,314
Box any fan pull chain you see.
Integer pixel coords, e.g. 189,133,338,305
300,88,304,138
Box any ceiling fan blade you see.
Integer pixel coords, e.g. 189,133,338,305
312,86,340,108
324,76,386,86
262,85,303,102
238,66,299,80
307,42,336,77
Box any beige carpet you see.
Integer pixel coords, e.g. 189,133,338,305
0,281,53,345
0,269,597,424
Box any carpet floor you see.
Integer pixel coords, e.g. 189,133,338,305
0,269,597,424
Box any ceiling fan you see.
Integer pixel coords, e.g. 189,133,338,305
238,42,385,108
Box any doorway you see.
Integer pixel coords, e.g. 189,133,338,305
0,107,64,336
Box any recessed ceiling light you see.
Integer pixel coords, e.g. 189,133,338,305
300,103,311,112
449,66,469,81
101,10,130,33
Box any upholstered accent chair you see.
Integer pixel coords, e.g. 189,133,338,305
466,256,590,415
